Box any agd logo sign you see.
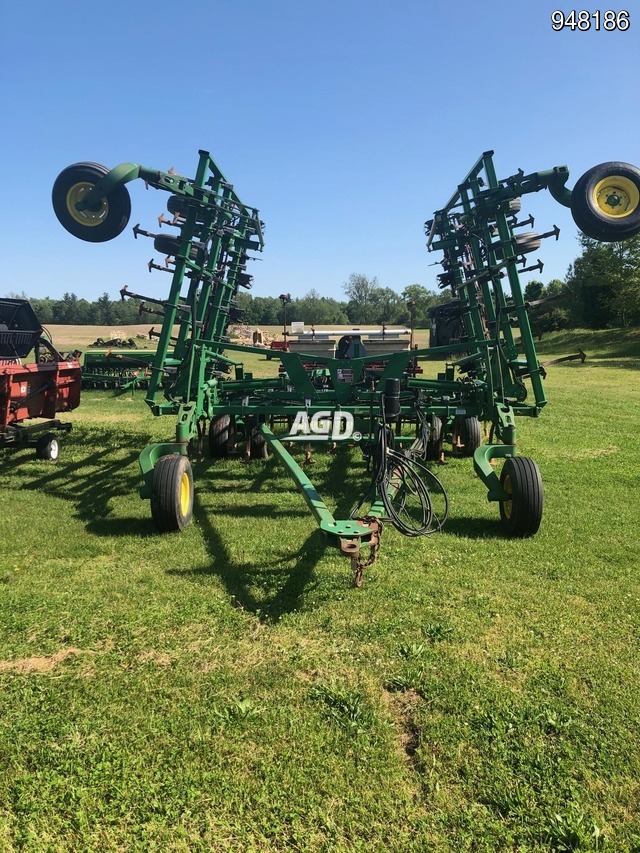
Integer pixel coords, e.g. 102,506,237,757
286,410,362,442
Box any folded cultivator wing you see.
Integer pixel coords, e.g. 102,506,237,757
52,151,640,584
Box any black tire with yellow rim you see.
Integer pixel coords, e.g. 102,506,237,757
499,456,543,537
150,454,194,532
52,162,131,242
570,162,640,242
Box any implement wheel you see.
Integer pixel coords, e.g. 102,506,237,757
424,415,443,462
499,456,543,537
249,428,269,460
514,231,542,254
151,455,193,532
209,414,235,458
35,433,60,461
52,162,131,242
571,162,640,241
452,415,481,457
167,195,207,223
167,195,189,217
153,234,204,261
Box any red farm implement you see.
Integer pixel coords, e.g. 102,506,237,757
0,299,81,460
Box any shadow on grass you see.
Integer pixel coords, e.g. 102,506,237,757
7,426,152,535
180,493,327,622
535,328,640,359
443,516,505,540
585,358,640,371
543,358,640,372
9,423,378,616
175,447,372,621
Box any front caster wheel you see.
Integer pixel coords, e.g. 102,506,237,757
150,455,193,532
52,162,131,242
570,161,640,242
35,433,60,461
499,456,543,537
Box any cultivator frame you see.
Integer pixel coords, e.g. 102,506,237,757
82,351,155,390
52,150,640,583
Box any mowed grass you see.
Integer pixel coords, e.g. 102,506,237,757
0,332,639,851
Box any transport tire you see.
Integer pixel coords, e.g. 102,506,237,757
570,162,640,241
499,456,543,537
52,162,131,242
150,455,193,532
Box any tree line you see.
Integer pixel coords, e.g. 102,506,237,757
5,233,640,330
4,279,449,329
523,233,640,335
4,292,143,327
236,277,450,328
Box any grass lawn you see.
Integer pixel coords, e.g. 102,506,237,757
0,330,638,851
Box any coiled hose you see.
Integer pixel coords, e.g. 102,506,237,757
354,402,449,537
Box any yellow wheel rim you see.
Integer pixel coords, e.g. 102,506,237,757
593,176,640,219
65,182,109,227
180,472,191,516
502,474,513,519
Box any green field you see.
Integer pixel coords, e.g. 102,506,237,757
0,330,639,851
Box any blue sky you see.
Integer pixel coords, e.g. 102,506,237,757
1,1,638,304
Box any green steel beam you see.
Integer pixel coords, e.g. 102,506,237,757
260,425,373,544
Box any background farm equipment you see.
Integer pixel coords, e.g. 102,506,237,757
52,152,640,582
81,350,155,391
0,299,81,459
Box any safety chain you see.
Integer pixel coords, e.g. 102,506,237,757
351,516,383,588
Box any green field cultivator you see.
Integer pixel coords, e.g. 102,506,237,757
82,351,155,390
52,152,640,584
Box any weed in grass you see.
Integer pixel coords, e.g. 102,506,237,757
308,684,377,737
397,641,430,659
422,622,454,643
495,646,522,671
544,803,607,851
211,697,263,727
384,667,427,695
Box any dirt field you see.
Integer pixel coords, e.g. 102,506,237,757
44,324,171,351
44,323,430,351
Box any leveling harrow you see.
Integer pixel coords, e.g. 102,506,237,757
52,152,640,583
